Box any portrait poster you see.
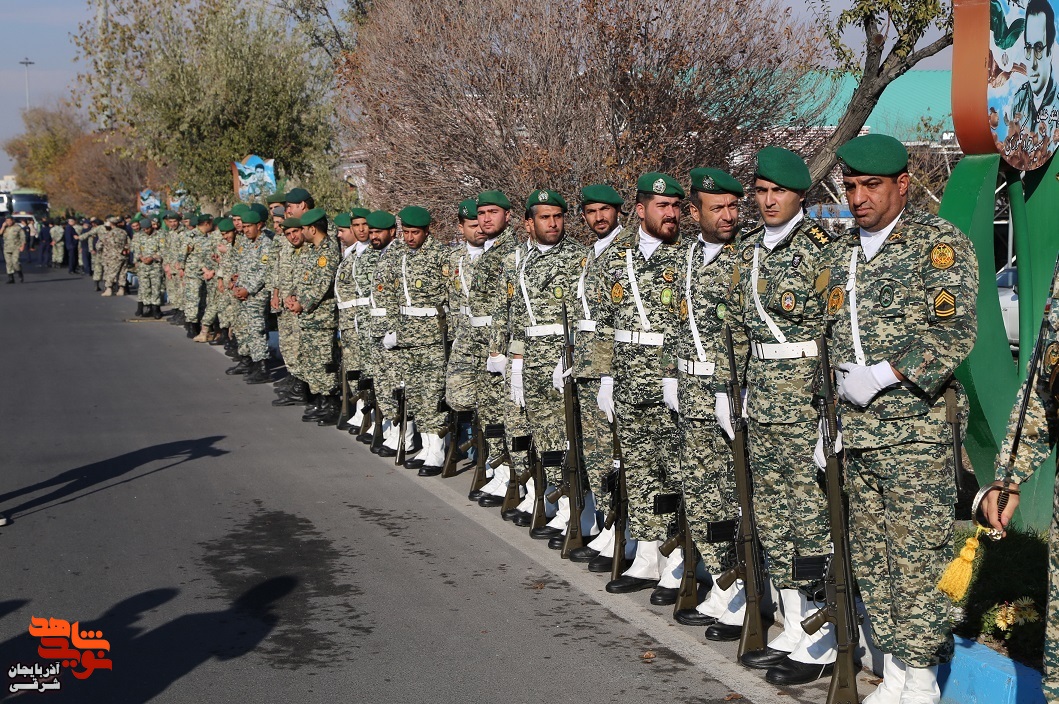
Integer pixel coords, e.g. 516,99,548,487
232,156,277,201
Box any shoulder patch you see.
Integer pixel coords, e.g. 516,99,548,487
827,286,845,315
934,288,956,318
318,255,328,268
929,242,955,270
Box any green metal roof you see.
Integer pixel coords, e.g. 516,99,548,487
813,70,953,141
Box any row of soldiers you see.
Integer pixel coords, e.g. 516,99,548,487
116,132,1056,704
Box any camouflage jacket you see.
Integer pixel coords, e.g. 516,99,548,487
820,208,978,448
183,229,211,280
395,235,449,347
293,235,339,330
446,243,485,352
236,234,271,299
369,240,402,339
726,216,838,424
131,231,163,267
491,239,535,356
2,224,25,249
203,232,224,276
574,226,630,379
508,236,589,372
594,228,686,407
351,244,381,338
98,226,129,258
668,236,743,419
469,227,519,355
334,244,364,332
163,227,188,270
50,226,64,244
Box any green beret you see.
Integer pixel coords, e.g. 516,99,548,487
300,207,327,227
398,206,432,228
366,210,396,229
755,147,811,191
636,172,685,198
230,203,251,218
525,189,568,212
163,210,180,220
284,187,311,204
196,214,214,225
282,217,304,229
241,211,264,225
351,207,371,220
248,203,269,219
266,193,286,205
690,168,744,197
580,184,624,208
476,190,512,210
458,199,478,221
217,218,235,232
334,212,353,228
836,134,909,176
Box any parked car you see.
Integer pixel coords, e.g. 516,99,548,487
996,266,1018,346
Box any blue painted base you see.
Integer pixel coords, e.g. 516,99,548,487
939,636,1045,704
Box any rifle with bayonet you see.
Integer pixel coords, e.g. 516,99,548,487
394,384,408,466
801,331,859,704
715,324,767,658
557,302,587,557
657,493,700,614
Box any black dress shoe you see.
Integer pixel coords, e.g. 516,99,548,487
477,494,504,508
356,432,373,443
336,419,352,431
650,586,678,606
418,465,443,477
501,507,522,521
765,657,834,686
377,446,397,458
605,576,656,594
705,623,742,642
512,512,532,527
588,555,614,573
529,525,562,539
739,647,791,670
271,395,300,407
674,609,716,627
405,456,426,468
467,489,484,502
547,535,564,550
569,546,599,563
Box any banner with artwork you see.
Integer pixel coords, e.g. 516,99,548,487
232,155,277,201
138,189,161,215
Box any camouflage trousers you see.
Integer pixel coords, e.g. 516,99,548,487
166,272,183,308
679,417,737,575
748,418,831,591
222,289,239,330
339,326,363,376
577,378,615,498
102,255,127,287
299,327,338,396
445,336,479,412
278,311,301,379
523,363,566,486
200,278,221,326
237,294,269,363
52,241,64,265
1046,481,1059,703
182,276,205,323
3,247,20,274
137,264,163,305
845,442,954,668
92,253,103,282
615,401,682,542
370,340,400,420
504,364,532,482
400,345,446,435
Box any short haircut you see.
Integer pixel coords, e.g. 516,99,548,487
1028,0,1056,47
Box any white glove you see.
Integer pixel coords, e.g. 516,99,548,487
812,418,844,469
662,377,679,413
715,393,734,441
510,358,525,407
382,331,397,349
486,353,508,377
597,376,615,423
552,357,568,392
836,361,900,408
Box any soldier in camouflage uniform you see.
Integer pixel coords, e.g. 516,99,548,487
593,172,687,603
98,218,130,297
227,210,271,380
50,220,64,270
162,211,187,321
568,184,630,571
213,218,239,345
181,214,214,338
664,168,745,632
271,218,309,406
508,190,598,544
289,208,340,422
2,216,25,283
333,211,363,427
194,219,228,341
386,206,451,473
722,147,838,684
819,134,977,703
344,208,382,437
132,216,164,318
364,211,402,454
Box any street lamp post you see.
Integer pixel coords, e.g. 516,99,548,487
18,57,34,111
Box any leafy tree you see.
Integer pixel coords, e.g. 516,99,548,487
2,104,87,192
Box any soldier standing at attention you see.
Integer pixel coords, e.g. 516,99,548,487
358,211,398,446
163,210,187,324
98,217,130,297
342,207,379,433
50,219,65,270
332,211,363,428
194,217,228,341
724,147,838,684
132,216,164,318
2,215,25,284
272,218,310,406
227,210,272,381
290,208,341,424
821,134,977,704
181,214,215,338
593,172,687,604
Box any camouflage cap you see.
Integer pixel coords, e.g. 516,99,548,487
755,147,811,191
216,218,235,232
366,210,396,229
525,189,568,213
457,199,478,221
398,206,432,228
580,184,624,208
836,134,909,176
636,172,684,198
350,207,371,220
334,212,353,228
690,168,744,197
299,207,327,227
284,187,311,204
476,190,512,210
107,216,121,224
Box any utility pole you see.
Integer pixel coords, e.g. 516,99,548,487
18,58,34,111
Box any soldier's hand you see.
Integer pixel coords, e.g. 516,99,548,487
551,357,567,392
662,377,679,413
714,393,735,440
486,353,507,377
597,376,615,423
270,293,279,310
836,361,901,408
382,331,397,349
979,480,1020,536
510,358,525,407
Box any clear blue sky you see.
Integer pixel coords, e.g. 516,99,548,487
0,1,953,181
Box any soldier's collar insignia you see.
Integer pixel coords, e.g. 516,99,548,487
803,224,833,250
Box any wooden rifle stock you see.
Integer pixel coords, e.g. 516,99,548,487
559,303,587,558
610,419,629,581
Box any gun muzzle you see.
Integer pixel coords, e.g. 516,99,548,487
659,531,684,558
801,606,830,636
545,483,567,504
715,566,739,591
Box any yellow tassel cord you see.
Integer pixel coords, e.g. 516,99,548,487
938,527,985,602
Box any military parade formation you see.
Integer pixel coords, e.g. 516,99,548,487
12,132,1059,704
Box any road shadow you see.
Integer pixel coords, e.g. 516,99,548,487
17,278,82,285
0,437,228,520
0,577,296,703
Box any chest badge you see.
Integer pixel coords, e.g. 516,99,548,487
662,268,675,283
660,288,673,305
780,291,796,312
553,286,564,299
611,282,624,303
415,279,423,289
742,245,754,262
716,302,727,320
827,286,845,315
879,283,895,308
318,255,328,268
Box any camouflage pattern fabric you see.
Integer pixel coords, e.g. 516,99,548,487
199,232,225,327
292,236,340,395
351,246,381,382
2,224,25,274
98,226,130,287
131,231,164,306
276,238,304,379
181,229,210,322
236,235,272,363
444,245,485,412
369,240,403,420
50,226,65,266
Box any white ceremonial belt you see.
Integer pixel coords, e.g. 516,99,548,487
369,308,387,317
400,305,439,317
460,305,472,317
577,320,597,332
469,315,493,327
352,297,370,306
750,340,818,359
525,323,564,337
614,329,664,346
337,300,356,310
677,358,716,376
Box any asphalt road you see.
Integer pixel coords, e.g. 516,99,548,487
0,261,876,703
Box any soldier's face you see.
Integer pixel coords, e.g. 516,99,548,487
476,205,509,236
272,216,284,231
690,192,739,244
286,202,309,218
370,227,395,249
243,223,262,240
459,219,486,247
165,218,178,230
284,227,304,246
337,226,357,247
231,216,243,232
528,205,564,246
351,219,370,242
582,203,619,239
843,172,909,232
403,226,428,249
1026,12,1053,95
636,195,681,243
754,179,803,228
